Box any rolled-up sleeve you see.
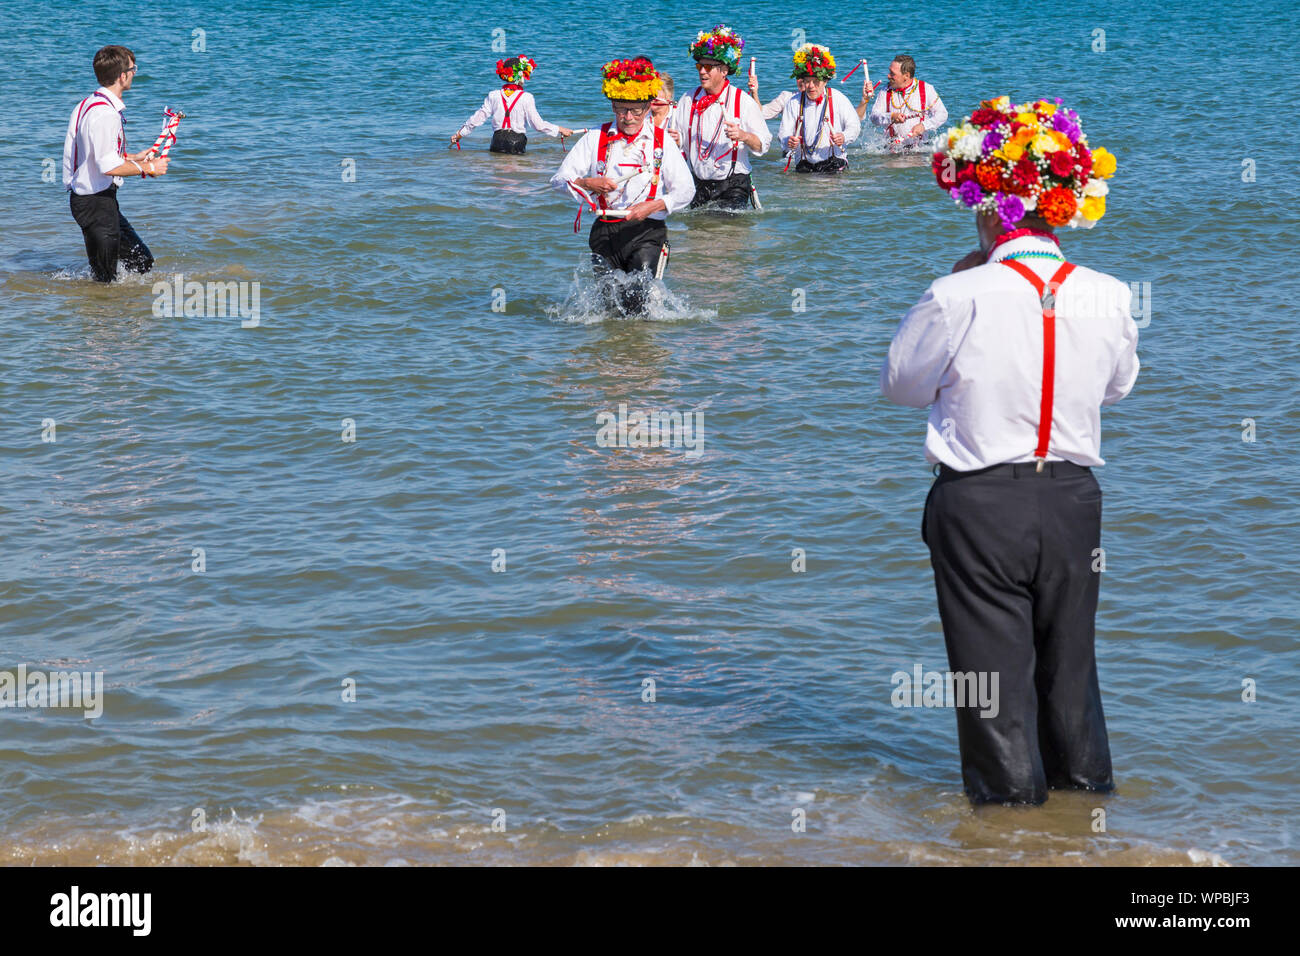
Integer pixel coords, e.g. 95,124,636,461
881,284,953,408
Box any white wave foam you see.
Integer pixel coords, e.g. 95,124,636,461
548,259,716,325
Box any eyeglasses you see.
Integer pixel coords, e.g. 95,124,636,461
125,65,138,75
698,63,725,72
612,105,649,116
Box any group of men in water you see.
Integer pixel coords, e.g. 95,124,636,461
450,28,946,313
62,36,1138,816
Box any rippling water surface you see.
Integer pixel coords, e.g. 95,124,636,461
1,0,1297,865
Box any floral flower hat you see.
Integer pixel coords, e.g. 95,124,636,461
932,96,1116,229
690,25,744,75
791,44,836,81
602,57,662,102
496,56,537,85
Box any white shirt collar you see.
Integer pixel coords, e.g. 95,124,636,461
95,86,125,112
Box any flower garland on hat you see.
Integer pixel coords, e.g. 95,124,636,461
791,44,836,81
602,56,662,102
689,24,744,75
932,96,1116,229
496,56,536,85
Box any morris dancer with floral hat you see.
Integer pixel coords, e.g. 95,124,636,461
866,54,947,150
673,25,770,210
881,97,1135,806
452,56,571,154
778,44,860,174
550,57,694,314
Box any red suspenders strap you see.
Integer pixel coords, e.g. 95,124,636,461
1001,259,1078,465
71,93,113,174
501,90,522,129
595,122,615,213
647,123,664,200
919,81,926,112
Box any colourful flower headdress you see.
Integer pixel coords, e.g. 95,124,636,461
601,57,661,102
496,56,536,85
689,24,744,75
931,96,1116,229
791,44,836,80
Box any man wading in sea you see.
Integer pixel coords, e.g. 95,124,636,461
550,57,694,315
673,24,770,210
881,97,1132,805
63,45,171,282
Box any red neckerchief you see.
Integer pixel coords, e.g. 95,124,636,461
609,124,643,144
691,86,725,116
986,228,1059,260
501,83,521,93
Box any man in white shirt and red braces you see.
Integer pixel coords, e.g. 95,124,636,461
882,96,1135,805
673,24,770,210
551,56,694,315
63,45,170,282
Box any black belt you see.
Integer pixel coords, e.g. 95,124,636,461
933,460,1092,479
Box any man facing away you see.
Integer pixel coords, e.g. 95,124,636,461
866,54,948,150
63,45,170,282
881,96,1132,805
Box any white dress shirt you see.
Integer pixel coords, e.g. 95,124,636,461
881,235,1140,469
63,86,127,194
868,80,948,146
761,89,795,120
549,121,695,219
457,88,560,138
778,89,861,164
673,84,771,180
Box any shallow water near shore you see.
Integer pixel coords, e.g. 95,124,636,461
1,0,1298,865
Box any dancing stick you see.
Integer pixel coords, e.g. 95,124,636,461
145,107,185,158
840,59,867,83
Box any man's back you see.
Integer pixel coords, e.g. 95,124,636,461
881,237,1140,470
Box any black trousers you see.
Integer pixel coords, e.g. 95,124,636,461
69,185,153,283
795,156,848,174
588,217,668,315
490,130,527,153
689,172,752,209
922,460,1114,805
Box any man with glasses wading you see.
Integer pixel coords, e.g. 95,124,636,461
674,25,769,210
550,57,693,314
63,45,170,282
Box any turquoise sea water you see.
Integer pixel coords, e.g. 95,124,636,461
1,0,1298,864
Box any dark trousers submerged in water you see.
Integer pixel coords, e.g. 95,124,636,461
490,129,527,154
588,217,668,315
689,172,753,210
795,156,848,174
922,461,1114,805
68,184,154,283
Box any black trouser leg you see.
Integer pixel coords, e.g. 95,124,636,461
69,187,122,282
588,218,668,314
922,462,1113,804
117,213,153,274
689,172,752,209
1031,470,1113,792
